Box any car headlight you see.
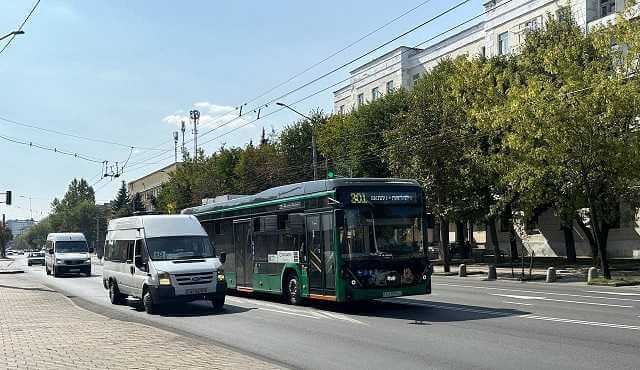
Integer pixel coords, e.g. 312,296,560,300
85,258,91,264
56,259,63,264
217,269,225,282
158,271,172,286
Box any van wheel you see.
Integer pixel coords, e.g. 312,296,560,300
143,291,156,314
109,281,126,305
284,272,302,306
52,266,59,277
210,294,225,310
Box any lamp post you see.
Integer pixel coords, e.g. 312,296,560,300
276,102,318,181
0,30,24,42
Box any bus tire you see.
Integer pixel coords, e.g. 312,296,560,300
109,280,126,305
284,272,302,306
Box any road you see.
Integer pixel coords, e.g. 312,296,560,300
10,256,640,370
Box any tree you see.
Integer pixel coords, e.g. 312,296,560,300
130,193,146,214
0,223,13,258
112,181,131,217
479,7,640,278
385,59,484,272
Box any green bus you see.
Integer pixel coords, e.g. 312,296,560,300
182,178,432,304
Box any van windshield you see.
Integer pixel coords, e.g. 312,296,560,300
145,236,215,261
55,241,88,253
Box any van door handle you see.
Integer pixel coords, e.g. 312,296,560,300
130,266,135,275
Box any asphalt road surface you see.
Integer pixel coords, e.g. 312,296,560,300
11,256,640,370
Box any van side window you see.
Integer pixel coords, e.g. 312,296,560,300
135,239,148,260
104,240,114,261
126,241,135,263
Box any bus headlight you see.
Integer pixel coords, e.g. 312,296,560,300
158,272,172,286
350,279,357,287
217,269,225,282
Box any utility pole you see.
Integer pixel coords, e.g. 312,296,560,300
181,121,186,156
173,131,179,163
190,110,200,162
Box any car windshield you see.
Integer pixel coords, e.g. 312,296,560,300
145,236,215,261
341,205,423,259
55,241,88,253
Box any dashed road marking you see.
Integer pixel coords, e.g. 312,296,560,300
586,291,640,296
490,293,633,308
435,283,640,302
503,301,533,306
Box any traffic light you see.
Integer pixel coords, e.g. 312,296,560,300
4,191,10,205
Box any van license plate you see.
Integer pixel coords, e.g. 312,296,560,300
186,288,207,295
69,269,80,272
383,291,401,298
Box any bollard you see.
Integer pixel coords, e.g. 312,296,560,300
587,267,598,284
546,267,557,283
487,265,497,281
458,264,467,277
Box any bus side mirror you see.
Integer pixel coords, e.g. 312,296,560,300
89,248,95,254
219,252,227,264
335,210,344,228
48,248,54,254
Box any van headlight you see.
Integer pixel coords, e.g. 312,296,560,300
158,272,172,286
56,259,63,264
217,269,225,282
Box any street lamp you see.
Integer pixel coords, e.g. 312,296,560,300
276,102,318,180
0,30,24,42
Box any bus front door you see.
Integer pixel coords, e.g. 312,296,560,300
233,220,252,288
306,212,334,295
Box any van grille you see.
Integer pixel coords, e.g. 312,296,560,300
174,271,215,286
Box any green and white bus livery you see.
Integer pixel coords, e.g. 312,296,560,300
182,178,432,304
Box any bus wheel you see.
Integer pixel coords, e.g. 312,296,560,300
285,272,302,306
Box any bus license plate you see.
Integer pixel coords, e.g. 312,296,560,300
383,291,402,298
186,288,207,295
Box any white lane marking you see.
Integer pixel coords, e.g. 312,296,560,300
491,293,632,308
226,297,367,324
503,301,533,306
520,315,640,331
388,299,640,331
435,283,640,302
586,291,640,296
492,294,544,300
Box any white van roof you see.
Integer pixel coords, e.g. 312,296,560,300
107,215,206,238
47,233,87,242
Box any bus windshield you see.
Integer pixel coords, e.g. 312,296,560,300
55,241,89,253
146,236,215,261
341,206,423,259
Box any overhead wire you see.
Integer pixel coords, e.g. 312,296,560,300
0,0,41,55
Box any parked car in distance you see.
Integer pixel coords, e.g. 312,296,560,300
102,215,226,314
27,251,45,266
45,233,92,277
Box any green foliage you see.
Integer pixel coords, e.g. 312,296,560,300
130,193,146,214
112,181,131,217
0,223,13,257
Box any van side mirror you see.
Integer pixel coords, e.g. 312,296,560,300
48,248,54,254
89,248,95,254
134,256,148,271
219,252,227,264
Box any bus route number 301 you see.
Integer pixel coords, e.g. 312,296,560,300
350,192,368,204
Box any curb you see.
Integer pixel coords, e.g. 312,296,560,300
0,270,24,274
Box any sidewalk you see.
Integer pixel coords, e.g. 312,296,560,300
0,274,282,369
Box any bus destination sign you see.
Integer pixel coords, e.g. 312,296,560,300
348,191,418,205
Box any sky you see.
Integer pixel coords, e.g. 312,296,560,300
0,0,482,221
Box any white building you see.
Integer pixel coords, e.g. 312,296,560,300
334,0,628,113
6,219,36,238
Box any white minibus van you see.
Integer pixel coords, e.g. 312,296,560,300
102,215,226,314
45,233,92,277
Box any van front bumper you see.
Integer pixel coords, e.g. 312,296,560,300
149,282,227,304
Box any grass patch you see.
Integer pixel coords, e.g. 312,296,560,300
588,277,640,287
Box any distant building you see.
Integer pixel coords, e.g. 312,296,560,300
334,0,631,113
128,162,181,212
6,219,36,237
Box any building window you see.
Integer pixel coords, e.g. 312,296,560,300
357,93,364,107
386,80,394,93
339,105,344,114
498,32,509,55
519,16,542,44
480,46,486,58
412,73,420,85
600,0,616,18
371,87,381,100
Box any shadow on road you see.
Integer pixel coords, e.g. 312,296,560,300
156,301,256,317
0,284,56,293
339,298,529,323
